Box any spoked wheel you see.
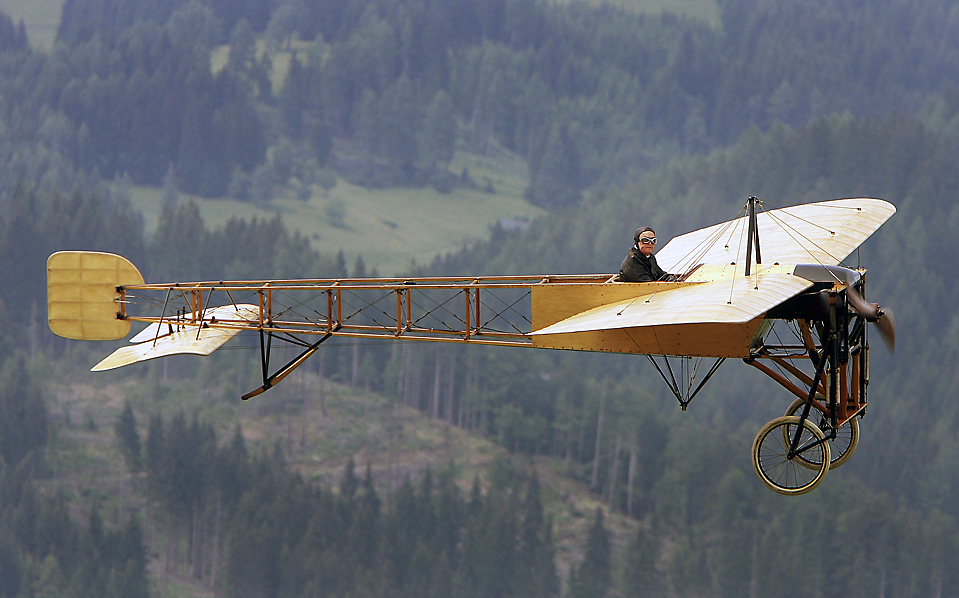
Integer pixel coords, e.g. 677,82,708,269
752,416,830,495
784,397,859,469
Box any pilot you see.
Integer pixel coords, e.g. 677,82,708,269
617,226,675,282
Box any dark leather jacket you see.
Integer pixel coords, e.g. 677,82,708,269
618,246,668,282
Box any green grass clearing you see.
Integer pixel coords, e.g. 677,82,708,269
129,150,541,277
553,0,720,24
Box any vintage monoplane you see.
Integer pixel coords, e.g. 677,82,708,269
47,197,895,494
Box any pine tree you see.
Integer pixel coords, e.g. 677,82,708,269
144,413,165,501
421,89,456,172
114,401,142,472
624,524,664,598
228,18,257,73
0,356,48,468
0,531,21,597
340,456,359,501
525,122,583,209
569,507,612,598
351,463,381,568
519,472,559,598
0,187,43,318
280,54,307,133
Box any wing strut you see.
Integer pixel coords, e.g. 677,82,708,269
745,196,762,276
242,324,341,400
645,355,726,410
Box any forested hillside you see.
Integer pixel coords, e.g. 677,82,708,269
3,0,959,203
1,0,959,596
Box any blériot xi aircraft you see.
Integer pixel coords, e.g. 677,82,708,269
47,196,896,495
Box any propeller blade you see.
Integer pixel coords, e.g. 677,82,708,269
845,277,896,353
874,306,896,353
844,278,875,319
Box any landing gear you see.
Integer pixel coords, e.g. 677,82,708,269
752,416,831,494
747,276,871,494
784,397,859,469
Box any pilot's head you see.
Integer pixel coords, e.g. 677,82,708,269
634,227,657,257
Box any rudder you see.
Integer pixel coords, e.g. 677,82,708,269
47,251,144,340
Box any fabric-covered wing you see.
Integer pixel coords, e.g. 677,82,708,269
656,198,896,274
92,304,260,371
531,273,812,336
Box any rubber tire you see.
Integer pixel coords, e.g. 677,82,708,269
784,397,859,470
752,416,830,495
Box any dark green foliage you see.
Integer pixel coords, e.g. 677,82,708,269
5,0,959,595
140,413,558,597
0,188,51,323
517,472,560,598
299,0,959,196
143,197,335,283
3,3,267,197
6,72,959,598
525,122,583,208
279,54,308,134
0,363,148,597
0,186,145,333
58,0,194,44
114,400,142,472
422,90,456,172
144,413,165,498
623,523,665,598
57,0,280,44
7,0,959,202
451,462,559,598
410,107,959,597
0,13,27,52
568,508,612,598
308,121,335,166
0,356,47,468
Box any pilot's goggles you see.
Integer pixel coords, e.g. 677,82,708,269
638,237,657,245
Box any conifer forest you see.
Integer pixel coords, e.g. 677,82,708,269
2,0,959,596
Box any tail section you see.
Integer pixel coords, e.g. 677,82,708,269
47,251,144,341
91,304,260,371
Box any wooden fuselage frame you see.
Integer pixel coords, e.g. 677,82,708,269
113,274,868,415
115,276,768,359
50,247,869,414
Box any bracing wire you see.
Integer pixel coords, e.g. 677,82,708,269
762,209,843,272
666,205,748,276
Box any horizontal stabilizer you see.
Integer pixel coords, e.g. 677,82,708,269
531,272,812,336
92,304,260,371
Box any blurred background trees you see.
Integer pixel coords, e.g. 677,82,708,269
2,0,959,595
